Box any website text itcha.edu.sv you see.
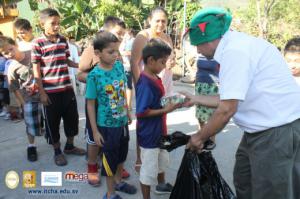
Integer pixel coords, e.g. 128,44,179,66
28,188,79,195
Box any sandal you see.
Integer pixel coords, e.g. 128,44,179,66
115,181,137,194
103,193,122,199
54,154,67,166
64,146,86,156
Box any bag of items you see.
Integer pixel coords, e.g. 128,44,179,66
170,150,236,199
159,131,236,199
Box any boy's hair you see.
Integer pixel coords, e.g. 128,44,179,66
284,37,300,53
103,16,126,29
39,8,60,23
13,18,32,30
142,38,172,64
93,31,119,51
0,36,16,52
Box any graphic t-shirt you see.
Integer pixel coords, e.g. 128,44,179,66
85,61,128,127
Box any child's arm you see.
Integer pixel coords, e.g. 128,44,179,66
66,59,78,68
87,99,104,146
137,102,178,118
124,88,132,124
32,63,50,105
77,70,88,83
79,45,94,72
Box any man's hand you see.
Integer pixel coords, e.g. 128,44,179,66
93,131,104,147
180,91,197,107
291,67,300,76
40,92,51,106
187,133,204,153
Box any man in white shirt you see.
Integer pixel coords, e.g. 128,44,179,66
183,7,300,199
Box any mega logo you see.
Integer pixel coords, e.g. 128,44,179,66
64,171,88,182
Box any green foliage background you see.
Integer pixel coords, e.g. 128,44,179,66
25,0,300,49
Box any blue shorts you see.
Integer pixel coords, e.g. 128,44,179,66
99,125,129,176
85,100,96,145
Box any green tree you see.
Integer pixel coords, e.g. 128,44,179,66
235,0,300,49
54,0,99,40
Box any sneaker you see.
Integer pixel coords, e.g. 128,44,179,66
27,147,38,162
121,168,130,179
155,182,173,194
0,111,7,117
4,113,10,120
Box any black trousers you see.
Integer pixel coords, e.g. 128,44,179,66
43,89,79,145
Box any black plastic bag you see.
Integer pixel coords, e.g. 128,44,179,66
170,150,236,199
159,131,190,152
159,131,217,152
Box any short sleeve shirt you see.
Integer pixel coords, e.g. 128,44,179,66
31,34,72,93
7,51,39,102
136,73,166,148
85,61,128,127
214,30,300,132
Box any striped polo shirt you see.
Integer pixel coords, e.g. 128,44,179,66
31,34,72,93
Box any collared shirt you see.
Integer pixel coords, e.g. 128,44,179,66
31,34,72,93
214,30,300,133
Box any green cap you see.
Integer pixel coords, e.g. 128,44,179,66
189,7,232,46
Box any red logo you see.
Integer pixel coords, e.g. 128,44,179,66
64,171,88,182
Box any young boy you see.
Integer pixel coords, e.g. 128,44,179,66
86,31,136,199
0,36,41,161
120,29,135,111
13,18,35,52
0,53,10,118
31,8,85,166
136,39,177,199
78,16,129,186
285,37,300,83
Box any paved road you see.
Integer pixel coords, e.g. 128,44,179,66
0,81,242,199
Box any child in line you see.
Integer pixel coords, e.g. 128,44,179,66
136,39,178,199
13,18,35,52
159,51,176,97
78,16,129,186
285,37,300,83
0,36,42,161
86,31,136,199
120,29,135,111
32,8,85,166
0,53,10,117
14,17,45,131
